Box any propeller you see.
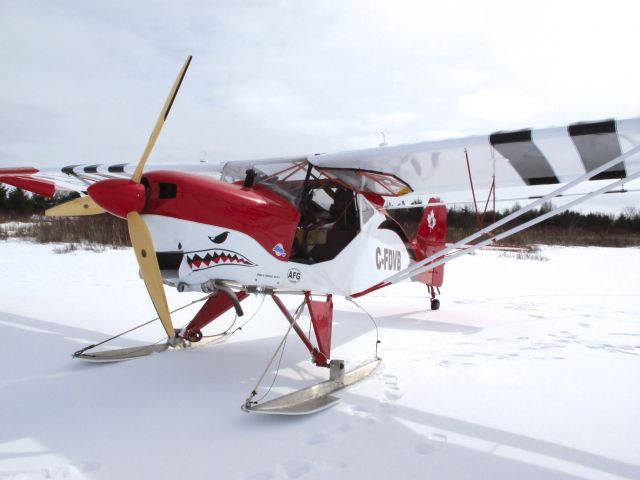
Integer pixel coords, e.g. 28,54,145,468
127,211,175,339
45,196,105,216
131,57,192,183
48,56,193,340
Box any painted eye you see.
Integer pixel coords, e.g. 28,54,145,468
209,231,229,244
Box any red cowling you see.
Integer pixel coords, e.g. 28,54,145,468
141,171,301,261
87,179,146,218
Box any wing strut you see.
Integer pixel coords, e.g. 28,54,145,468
352,144,640,298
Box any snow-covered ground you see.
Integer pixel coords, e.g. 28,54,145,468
0,240,639,480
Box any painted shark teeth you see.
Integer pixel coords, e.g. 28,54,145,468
186,248,256,271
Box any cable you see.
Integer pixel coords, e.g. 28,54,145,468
243,300,305,409
198,294,267,341
251,326,290,405
348,298,381,359
74,294,212,356
76,290,268,358
229,294,266,335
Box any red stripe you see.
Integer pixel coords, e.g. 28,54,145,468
0,175,55,198
351,282,390,298
0,167,39,175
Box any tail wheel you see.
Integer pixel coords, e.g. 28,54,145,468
188,330,203,343
430,298,440,311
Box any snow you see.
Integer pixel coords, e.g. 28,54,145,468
0,239,639,480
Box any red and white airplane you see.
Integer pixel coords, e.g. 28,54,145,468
2,56,639,414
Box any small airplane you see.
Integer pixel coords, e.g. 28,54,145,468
2,56,639,414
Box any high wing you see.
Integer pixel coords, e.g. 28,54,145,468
3,117,639,200
310,117,640,195
0,162,221,196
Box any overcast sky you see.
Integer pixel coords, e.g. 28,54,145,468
2,0,639,212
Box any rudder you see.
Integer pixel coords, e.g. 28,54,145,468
411,197,447,288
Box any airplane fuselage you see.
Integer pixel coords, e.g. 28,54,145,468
141,171,412,295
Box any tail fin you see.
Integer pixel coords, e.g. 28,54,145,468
412,197,447,287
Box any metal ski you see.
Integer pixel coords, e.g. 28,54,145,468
242,358,381,415
73,332,228,362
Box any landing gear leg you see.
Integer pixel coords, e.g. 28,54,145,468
181,290,249,341
241,293,381,415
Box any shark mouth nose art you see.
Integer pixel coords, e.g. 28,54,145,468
186,248,256,271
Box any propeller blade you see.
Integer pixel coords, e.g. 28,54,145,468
131,55,192,184
45,196,106,216
127,211,175,339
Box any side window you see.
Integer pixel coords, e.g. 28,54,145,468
359,196,375,225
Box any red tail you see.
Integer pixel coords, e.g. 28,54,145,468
411,198,447,288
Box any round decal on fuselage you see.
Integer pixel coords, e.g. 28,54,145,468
287,267,302,283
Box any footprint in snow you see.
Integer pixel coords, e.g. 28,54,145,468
334,422,350,435
281,460,313,479
382,374,402,401
339,403,381,425
380,402,397,413
321,459,349,469
305,421,355,447
305,432,329,445
415,442,436,455
245,473,275,480
415,433,448,455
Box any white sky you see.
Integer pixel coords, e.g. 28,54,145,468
1,0,639,213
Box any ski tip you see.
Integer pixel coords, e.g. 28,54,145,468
242,394,341,416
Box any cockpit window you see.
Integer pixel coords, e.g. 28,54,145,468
317,168,413,196
221,158,310,205
359,196,375,224
290,183,360,264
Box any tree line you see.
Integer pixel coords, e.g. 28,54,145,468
447,202,640,233
446,202,640,246
1,186,639,247
0,185,79,216
0,187,129,247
